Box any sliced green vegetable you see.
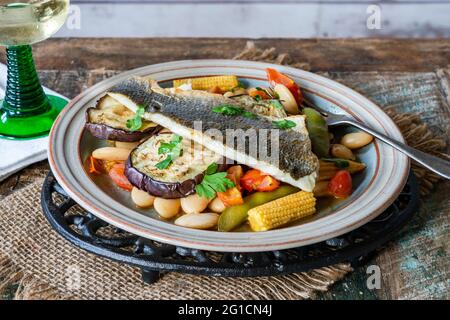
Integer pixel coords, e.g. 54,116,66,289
303,107,330,158
218,185,299,232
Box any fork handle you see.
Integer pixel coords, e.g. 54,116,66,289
343,119,450,180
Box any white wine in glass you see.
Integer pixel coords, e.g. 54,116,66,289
0,0,70,139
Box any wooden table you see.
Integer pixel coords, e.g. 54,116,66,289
1,38,449,300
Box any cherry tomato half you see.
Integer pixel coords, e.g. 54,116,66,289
328,170,352,199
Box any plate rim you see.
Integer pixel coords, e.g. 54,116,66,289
48,59,410,252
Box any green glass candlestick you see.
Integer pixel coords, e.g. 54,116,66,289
0,45,67,139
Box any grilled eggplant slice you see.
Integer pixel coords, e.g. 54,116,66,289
85,95,160,142
125,132,227,199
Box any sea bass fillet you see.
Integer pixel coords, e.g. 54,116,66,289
106,77,319,191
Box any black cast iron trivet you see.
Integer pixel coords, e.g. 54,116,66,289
41,171,419,284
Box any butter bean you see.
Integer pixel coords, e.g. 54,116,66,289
341,132,373,149
154,198,181,219
273,84,299,115
330,144,355,160
180,194,209,214
223,88,246,98
131,187,155,208
208,197,226,213
115,141,140,150
175,213,219,230
92,147,131,161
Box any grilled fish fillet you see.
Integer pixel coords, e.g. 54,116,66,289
106,77,319,191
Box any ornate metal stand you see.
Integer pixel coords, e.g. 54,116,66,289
41,171,419,284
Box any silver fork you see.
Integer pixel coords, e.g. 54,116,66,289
324,112,450,180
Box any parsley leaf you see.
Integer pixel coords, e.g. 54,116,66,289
212,104,257,119
242,111,257,119
272,119,297,130
212,104,243,116
195,163,235,199
270,100,284,110
155,156,173,170
205,163,219,175
126,105,145,131
155,135,183,170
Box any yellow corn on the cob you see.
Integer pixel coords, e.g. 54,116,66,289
248,191,316,232
173,75,239,92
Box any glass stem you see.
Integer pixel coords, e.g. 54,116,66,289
2,45,49,117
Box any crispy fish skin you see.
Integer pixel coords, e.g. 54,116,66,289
107,77,319,191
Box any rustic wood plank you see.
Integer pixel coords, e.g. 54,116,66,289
1,39,450,73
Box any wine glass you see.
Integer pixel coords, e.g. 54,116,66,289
0,0,70,140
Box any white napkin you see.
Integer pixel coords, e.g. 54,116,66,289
0,63,68,181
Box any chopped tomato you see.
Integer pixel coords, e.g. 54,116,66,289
240,169,280,192
328,170,352,199
109,163,133,191
248,88,271,100
256,175,280,192
240,169,262,192
216,166,245,207
226,165,244,190
88,156,102,175
266,68,303,103
217,187,244,207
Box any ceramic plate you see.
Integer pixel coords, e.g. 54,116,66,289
48,59,409,252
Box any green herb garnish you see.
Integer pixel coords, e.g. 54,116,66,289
155,135,183,170
254,94,262,102
126,105,145,131
155,157,173,170
270,100,284,110
242,111,257,119
272,119,297,130
321,158,350,168
212,104,243,116
212,104,257,119
195,163,235,199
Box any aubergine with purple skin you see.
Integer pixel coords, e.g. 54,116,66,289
85,95,160,142
125,133,228,199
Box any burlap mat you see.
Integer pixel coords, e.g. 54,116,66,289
0,42,447,300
